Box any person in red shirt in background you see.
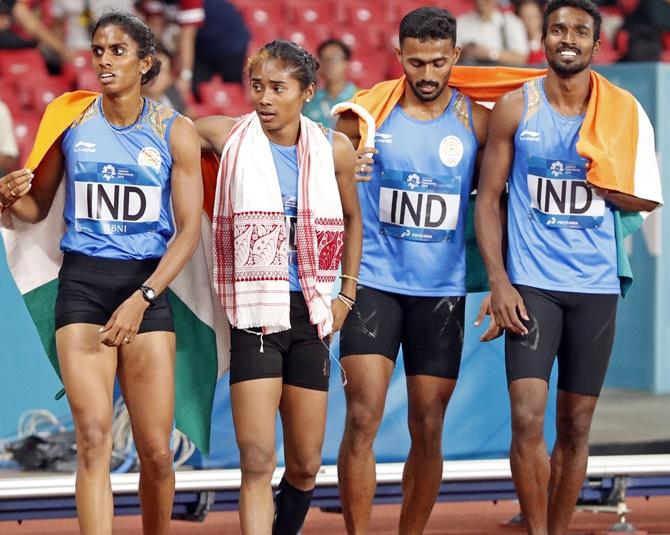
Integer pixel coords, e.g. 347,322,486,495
140,0,204,97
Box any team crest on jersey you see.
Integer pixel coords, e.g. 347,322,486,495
439,135,464,168
138,147,162,171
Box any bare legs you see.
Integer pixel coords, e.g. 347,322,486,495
509,379,599,535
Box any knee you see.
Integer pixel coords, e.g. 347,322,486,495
556,410,593,449
138,447,173,480
285,455,322,488
76,423,112,468
408,409,444,447
345,404,383,445
239,443,276,480
511,407,545,442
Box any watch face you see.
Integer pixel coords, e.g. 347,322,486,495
142,286,156,302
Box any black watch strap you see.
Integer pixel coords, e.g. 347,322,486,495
140,285,157,304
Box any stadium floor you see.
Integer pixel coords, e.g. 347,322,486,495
1,497,669,534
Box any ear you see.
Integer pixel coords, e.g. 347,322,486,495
452,45,462,65
303,82,316,103
541,36,546,54
592,38,601,56
140,55,153,76
395,46,402,64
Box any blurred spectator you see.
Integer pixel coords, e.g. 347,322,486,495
457,0,529,65
52,0,135,51
303,39,358,129
141,45,191,116
0,99,18,175
618,0,669,61
515,0,545,64
140,0,205,97
0,0,71,64
193,0,250,92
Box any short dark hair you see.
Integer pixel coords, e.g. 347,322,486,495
248,40,319,90
91,11,161,85
542,0,601,41
317,38,352,60
399,7,457,45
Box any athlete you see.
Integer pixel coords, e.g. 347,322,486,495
196,40,361,535
335,7,490,534
475,0,660,533
0,11,202,535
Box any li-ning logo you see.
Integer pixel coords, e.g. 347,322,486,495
550,161,564,177
74,140,96,153
406,173,420,190
102,164,116,181
519,130,541,142
375,133,393,144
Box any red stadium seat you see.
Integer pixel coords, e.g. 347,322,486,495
349,52,387,89
61,50,94,86
198,78,251,116
0,79,22,112
242,1,284,29
0,49,49,79
288,0,335,25
284,25,329,53
332,25,385,51
247,23,279,50
12,113,40,163
29,76,72,114
343,2,387,26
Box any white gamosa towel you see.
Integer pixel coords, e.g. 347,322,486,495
212,113,345,337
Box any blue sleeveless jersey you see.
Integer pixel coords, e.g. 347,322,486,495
60,97,178,260
270,126,334,291
358,90,478,296
507,79,618,293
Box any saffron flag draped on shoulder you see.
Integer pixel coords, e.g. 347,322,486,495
0,91,227,455
335,66,662,296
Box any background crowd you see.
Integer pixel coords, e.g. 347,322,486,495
0,0,668,165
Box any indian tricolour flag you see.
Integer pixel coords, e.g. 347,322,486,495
0,91,229,455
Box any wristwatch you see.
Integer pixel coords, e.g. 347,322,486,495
139,285,157,304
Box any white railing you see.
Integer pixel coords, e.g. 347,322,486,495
1,455,669,499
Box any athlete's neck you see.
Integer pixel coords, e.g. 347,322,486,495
400,83,453,121
326,78,348,98
544,68,591,116
262,118,301,147
101,93,144,127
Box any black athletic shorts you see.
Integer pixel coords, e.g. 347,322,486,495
229,292,330,391
55,252,174,333
505,285,618,396
339,285,466,379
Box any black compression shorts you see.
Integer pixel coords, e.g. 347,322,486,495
505,285,618,396
339,285,465,379
55,252,174,333
229,292,331,391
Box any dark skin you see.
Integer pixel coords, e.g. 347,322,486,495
2,24,202,535
476,7,658,535
196,57,362,535
336,36,496,535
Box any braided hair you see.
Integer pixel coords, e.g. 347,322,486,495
248,40,320,90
